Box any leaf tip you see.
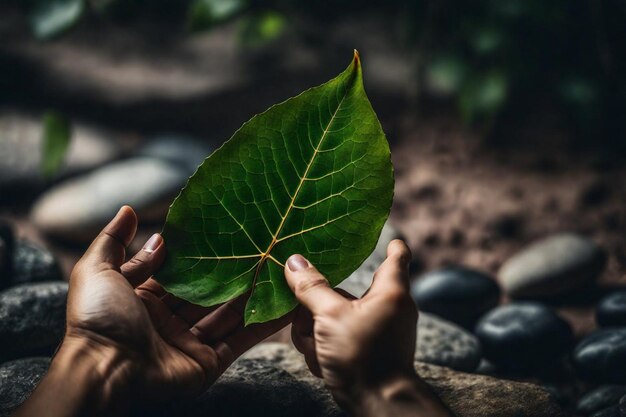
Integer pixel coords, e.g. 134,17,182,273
353,49,360,66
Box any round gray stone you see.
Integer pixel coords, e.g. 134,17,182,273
0,357,50,417
0,114,120,194
416,312,482,372
8,241,62,288
136,135,213,172
499,233,606,299
31,157,192,242
0,282,68,359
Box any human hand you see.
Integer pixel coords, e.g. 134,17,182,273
285,240,453,417
16,206,289,417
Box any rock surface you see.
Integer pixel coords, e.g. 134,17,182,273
475,302,573,373
499,233,606,299
417,313,481,372
411,266,500,328
31,157,192,242
217,343,564,417
577,386,626,416
596,291,626,327
6,241,62,288
0,357,50,417
0,344,566,417
574,329,626,383
0,282,68,359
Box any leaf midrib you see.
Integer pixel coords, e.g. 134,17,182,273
176,79,351,284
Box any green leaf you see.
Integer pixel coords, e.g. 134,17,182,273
187,0,246,32
238,11,286,47
30,0,84,40
156,52,393,325
425,54,467,96
459,71,508,123
41,111,71,178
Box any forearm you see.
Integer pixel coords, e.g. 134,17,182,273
13,337,133,417
349,373,455,417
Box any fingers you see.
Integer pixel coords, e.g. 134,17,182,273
365,239,412,298
121,233,166,288
80,206,138,271
190,295,248,344
291,306,322,377
211,313,292,372
284,254,348,316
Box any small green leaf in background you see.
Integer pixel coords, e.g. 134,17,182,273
41,111,71,178
156,52,394,325
239,11,286,47
188,0,246,32
459,71,508,123
424,54,467,96
469,27,504,55
30,0,85,40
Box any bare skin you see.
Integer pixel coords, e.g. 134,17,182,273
284,242,454,417
14,206,289,416
15,206,452,416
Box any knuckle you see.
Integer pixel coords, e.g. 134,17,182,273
295,276,328,295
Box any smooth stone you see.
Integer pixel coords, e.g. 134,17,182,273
215,343,566,417
574,329,626,383
337,222,403,298
173,358,335,417
0,282,68,359
475,302,573,373
0,357,50,417
0,113,121,192
596,292,626,327
590,406,621,417
417,313,482,372
411,266,500,328
499,233,606,299
31,157,192,242
136,135,213,172
6,241,63,288
577,386,626,416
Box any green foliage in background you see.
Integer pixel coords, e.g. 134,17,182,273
156,53,393,324
22,0,626,142
413,0,626,138
41,111,71,178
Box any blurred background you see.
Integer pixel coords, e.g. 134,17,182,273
1,0,626,413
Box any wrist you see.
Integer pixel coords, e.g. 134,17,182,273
345,372,450,417
51,335,137,414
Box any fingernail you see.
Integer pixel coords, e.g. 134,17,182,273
287,254,310,272
143,233,162,253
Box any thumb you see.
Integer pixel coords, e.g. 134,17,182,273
284,254,347,316
80,206,138,271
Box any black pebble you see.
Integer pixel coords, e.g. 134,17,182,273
474,302,573,373
577,385,626,416
411,266,500,328
596,291,626,327
574,329,626,384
